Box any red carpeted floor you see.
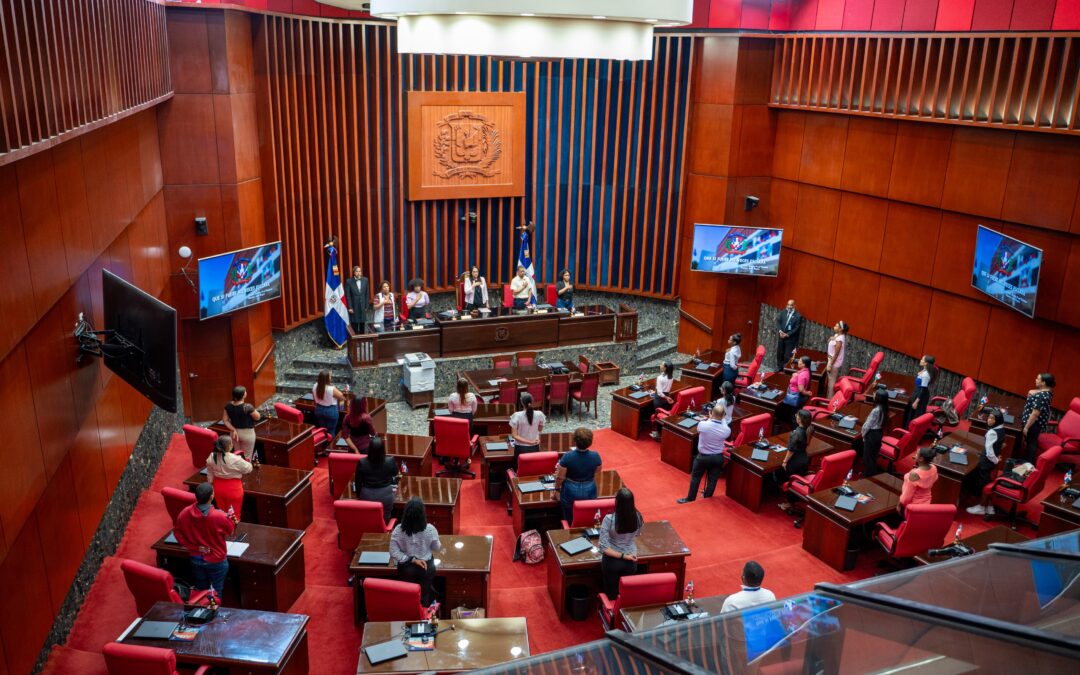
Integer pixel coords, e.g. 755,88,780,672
41,426,1066,674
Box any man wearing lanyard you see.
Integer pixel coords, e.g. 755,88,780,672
775,298,802,369
721,561,776,612
677,403,730,504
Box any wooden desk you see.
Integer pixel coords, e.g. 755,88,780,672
427,403,515,437
349,533,492,623
738,372,791,416
546,521,690,621
914,526,1030,565
293,395,388,436
726,432,836,512
658,404,757,474
437,308,561,356
184,464,314,530
783,347,829,396
618,594,729,633
478,432,574,500
861,371,916,410
511,470,622,536
969,392,1026,459
357,618,529,673
1038,482,1080,537
344,476,461,534
153,523,306,613
331,433,434,479
461,362,581,401
209,418,315,471
366,320,441,363
678,350,725,400
557,305,617,346
802,474,903,571
811,401,900,450
930,430,986,506
120,602,309,675
610,378,690,440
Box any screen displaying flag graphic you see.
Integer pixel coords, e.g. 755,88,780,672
324,245,349,347
517,227,537,304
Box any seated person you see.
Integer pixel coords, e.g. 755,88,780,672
721,561,776,612
389,497,440,606
353,436,398,523
448,378,479,427
899,446,938,514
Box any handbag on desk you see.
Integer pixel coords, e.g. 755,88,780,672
782,388,801,407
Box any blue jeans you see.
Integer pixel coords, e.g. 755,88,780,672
560,479,597,523
513,298,527,309
191,557,228,596
314,403,339,437
722,364,739,385
556,298,573,311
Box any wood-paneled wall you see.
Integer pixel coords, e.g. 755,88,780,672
0,0,171,165
0,108,168,675
257,17,695,328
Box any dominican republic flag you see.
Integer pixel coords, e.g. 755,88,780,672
324,245,349,347
517,226,537,303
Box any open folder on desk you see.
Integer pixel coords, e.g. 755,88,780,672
226,541,250,557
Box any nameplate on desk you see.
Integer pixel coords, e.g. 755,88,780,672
335,438,350,447
753,440,769,449
199,467,208,475
411,325,425,331
663,602,691,620
433,409,452,416
834,495,858,511
164,532,178,545
709,362,719,368
486,442,509,451
629,391,651,400
358,551,391,565
948,451,969,465
677,417,699,429
750,448,771,462
559,537,593,556
838,416,857,430
517,481,547,494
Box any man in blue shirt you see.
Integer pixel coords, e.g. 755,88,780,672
677,403,731,503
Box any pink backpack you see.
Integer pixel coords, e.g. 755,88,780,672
515,530,544,564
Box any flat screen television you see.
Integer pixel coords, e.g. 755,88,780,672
971,225,1042,318
102,270,179,413
198,242,283,320
690,224,782,277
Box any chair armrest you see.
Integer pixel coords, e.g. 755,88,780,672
847,367,868,378
470,434,480,447
385,517,398,532
805,397,830,408
789,474,814,489
598,592,616,615
1062,437,1080,451
928,395,948,405
187,589,211,607
991,477,1029,502
561,520,571,529
193,666,213,675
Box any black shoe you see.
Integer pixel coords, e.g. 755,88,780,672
677,498,694,504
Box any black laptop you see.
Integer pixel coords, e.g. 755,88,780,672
364,639,409,666
133,621,179,640
677,417,699,429
517,481,547,494
760,390,781,401
559,537,593,556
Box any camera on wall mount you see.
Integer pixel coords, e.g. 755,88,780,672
744,195,760,211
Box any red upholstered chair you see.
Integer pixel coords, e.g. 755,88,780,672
327,451,364,498
875,503,957,560
837,351,884,394
275,402,332,453
723,412,774,460
120,559,208,615
504,451,560,515
525,376,546,412
878,413,934,475
545,283,558,306
182,424,217,470
502,284,514,308
578,355,591,374
734,351,764,392
333,500,395,552
433,416,477,478
516,351,537,367
497,379,519,406
738,345,765,371
802,379,858,420
1039,397,1080,466
984,445,1063,528
161,487,195,526
928,377,975,433
456,281,465,310
362,578,427,622
783,450,855,528
652,386,705,426
103,643,209,675
493,355,513,369
561,497,616,529
548,374,571,420
399,293,410,323
598,572,678,631
572,372,601,418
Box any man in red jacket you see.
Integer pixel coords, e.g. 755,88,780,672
174,482,236,595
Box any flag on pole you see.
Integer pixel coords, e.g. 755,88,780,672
324,245,349,347
517,225,537,304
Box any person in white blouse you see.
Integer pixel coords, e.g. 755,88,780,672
509,392,545,466
722,333,742,387
462,266,489,310
509,265,533,309
825,320,848,394
649,362,676,440
373,280,397,325
448,377,479,428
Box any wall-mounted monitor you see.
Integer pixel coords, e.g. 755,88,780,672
690,224,782,277
102,270,178,413
971,225,1042,318
198,242,283,320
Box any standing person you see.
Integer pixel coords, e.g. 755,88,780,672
405,278,430,320
966,408,1005,514
389,497,441,605
902,355,938,428
775,299,802,369
677,402,731,503
555,270,575,311
510,265,533,309
344,265,370,334
339,394,375,454
222,386,260,461
599,487,643,599
174,482,236,597
774,356,814,429
861,390,890,477
204,435,252,519
721,561,776,612
898,447,939,514
312,370,345,437
373,280,397,325
448,378,478,428
509,392,545,466
463,266,489,310
648,362,676,440
1021,373,1055,464
354,436,399,523
555,427,603,522
825,320,848,395
721,333,742,388
777,410,815,514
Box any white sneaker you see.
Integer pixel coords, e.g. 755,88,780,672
966,504,986,515
986,505,995,515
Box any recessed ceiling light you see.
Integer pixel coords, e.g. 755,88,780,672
645,18,658,23
520,13,535,17
593,16,606,20
455,11,469,15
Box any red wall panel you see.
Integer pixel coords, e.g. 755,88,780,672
792,185,842,258
978,307,1055,393
828,263,881,331
1058,239,1080,327
936,0,976,29
68,414,108,551
843,0,877,29
1011,0,1057,28
841,118,897,199
902,0,940,29
0,167,35,362
740,0,772,28
971,0,1016,30
25,308,79,480
34,456,85,612
888,122,952,207
17,153,70,318
799,113,848,189
1054,0,1080,29
0,520,53,675
786,251,834,323
772,111,805,182
834,193,888,271
941,128,1014,220
0,346,47,544
1000,223,1071,324
709,0,743,27
790,0,821,30
930,212,988,302
871,276,932,357
1048,329,1079,405
872,0,908,30
923,291,991,377
815,0,846,29
1001,133,1080,234
878,202,942,286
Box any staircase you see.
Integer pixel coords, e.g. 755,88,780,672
633,326,681,375
275,348,353,400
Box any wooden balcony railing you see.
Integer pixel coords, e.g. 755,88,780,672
615,304,639,343
347,332,378,368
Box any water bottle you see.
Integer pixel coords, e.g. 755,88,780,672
401,460,408,476
684,580,695,606
593,509,602,530
954,523,963,542
1065,469,1073,487
758,371,765,385
844,469,852,487
207,589,218,612
227,504,237,524
758,426,765,442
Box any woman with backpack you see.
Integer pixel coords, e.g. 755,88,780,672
599,487,644,599
389,496,441,605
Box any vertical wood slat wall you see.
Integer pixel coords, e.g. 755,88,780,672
770,33,1080,135
259,16,694,329
0,0,171,165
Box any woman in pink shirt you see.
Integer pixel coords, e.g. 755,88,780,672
775,356,814,429
899,446,938,513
